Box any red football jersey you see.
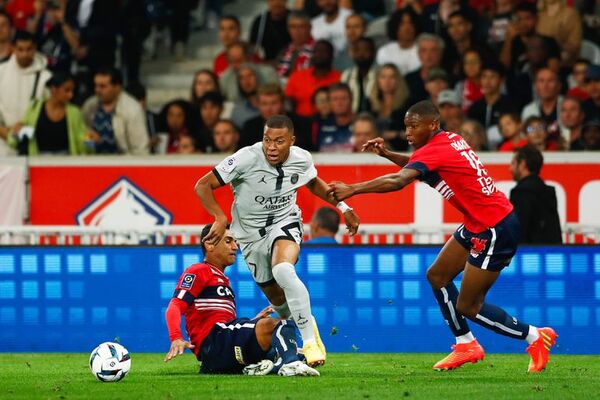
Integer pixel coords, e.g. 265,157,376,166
404,130,513,233
171,263,236,354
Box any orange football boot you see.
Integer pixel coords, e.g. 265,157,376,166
526,327,558,372
433,340,485,371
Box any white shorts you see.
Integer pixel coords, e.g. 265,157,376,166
238,214,303,286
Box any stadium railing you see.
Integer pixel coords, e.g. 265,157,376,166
0,223,598,245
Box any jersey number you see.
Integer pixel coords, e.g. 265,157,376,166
460,150,498,196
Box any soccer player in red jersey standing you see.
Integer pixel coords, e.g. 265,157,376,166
329,101,557,372
164,223,319,376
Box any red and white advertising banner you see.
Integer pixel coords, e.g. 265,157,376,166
0,158,26,225
28,153,600,229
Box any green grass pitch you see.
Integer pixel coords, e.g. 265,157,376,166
1,353,598,399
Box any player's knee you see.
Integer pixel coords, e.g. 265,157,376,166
272,262,297,288
426,267,448,289
456,299,482,319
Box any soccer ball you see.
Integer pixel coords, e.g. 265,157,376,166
89,342,131,382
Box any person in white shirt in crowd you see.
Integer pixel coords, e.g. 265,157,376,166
311,0,352,56
376,7,421,76
0,30,52,156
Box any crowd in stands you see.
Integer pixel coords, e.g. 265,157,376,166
0,0,599,157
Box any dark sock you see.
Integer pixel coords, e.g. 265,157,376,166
470,302,529,340
432,282,471,337
272,320,299,365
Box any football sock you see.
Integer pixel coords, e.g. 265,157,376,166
432,282,472,337
525,325,540,344
272,320,300,365
271,301,291,319
272,262,316,344
456,332,476,344
472,302,530,340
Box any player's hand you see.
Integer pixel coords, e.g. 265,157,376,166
361,137,388,157
202,218,227,246
328,181,355,201
254,306,274,319
164,338,195,362
344,210,360,236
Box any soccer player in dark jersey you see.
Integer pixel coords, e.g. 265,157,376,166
328,101,557,372
164,223,319,376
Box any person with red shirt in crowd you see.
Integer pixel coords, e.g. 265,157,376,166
285,39,340,117
498,112,527,152
329,100,557,373
164,223,319,376
213,15,241,78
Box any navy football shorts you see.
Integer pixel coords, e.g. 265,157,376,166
453,211,521,272
198,318,268,374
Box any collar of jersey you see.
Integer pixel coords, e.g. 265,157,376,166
204,261,227,278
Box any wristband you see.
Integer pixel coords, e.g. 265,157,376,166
336,201,353,213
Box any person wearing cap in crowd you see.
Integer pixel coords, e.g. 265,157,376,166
437,89,464,133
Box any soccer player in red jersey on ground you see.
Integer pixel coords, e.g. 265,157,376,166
328,100,557,372
164,223,319,377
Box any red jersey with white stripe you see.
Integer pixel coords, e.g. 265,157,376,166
171,263,236,353
404,129,513,233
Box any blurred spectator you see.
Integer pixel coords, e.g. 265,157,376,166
334,13,365,71
351,112,378,152
581,119,600,150
582,64,600,121
467,61,512,149
6,0,35,30
306,206,339,244
8,72,88,155
521,68,563,140
242,83,313,149
316,82,354,151
213,16,241,78
169,0,195,61
500,1,538,74
567,58,591,100
404,33,445,103
201,0,222,30
30,0,79,74
212,119,240,153
459,118,487,151
341,36,376,113
81,67,149,155
65,0,119,97
219,42,279,103
455,48,484,112
177,134,197,154
125,81,159,153
157,99,195,154
507,34,561,109
509,145,562,244
523,116,559,151
559,96,586,150
249,0,291,62
119,0,149,83
311,0,352,56
312,85,330,119
580,0,600,44
486,0,514,52
229,64,260,129
369,64,408,133
191,69,220,103
536,0,582,67
277,11,314,84
196,91,224,153
420,0,463,36
437,89,464,132
0,11,12,63
443,10,484,77
497,112,527,152
285,39,340,117
0,30,52,155
376,7,421,76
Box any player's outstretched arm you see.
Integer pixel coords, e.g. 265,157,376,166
362,138,410,167
329,168,420,201
164,339,195,363
164,299,195,362
306,177,360,235
194,171,228,245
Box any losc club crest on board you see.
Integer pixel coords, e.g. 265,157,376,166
76,177,172,229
